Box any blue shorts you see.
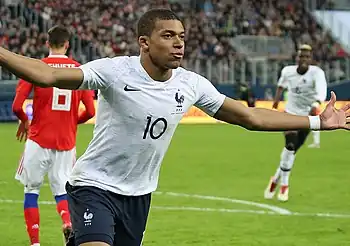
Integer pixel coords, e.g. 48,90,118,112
65,182,151,246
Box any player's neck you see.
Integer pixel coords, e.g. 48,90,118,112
297,66,308,75
140,55,172,82
49,49,67,56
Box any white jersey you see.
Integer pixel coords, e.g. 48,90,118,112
69,56,225,196
278,65,327,116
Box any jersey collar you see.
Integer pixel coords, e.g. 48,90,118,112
48,54,68,58
134,56,176,85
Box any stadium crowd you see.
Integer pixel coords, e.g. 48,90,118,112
0,0,347,63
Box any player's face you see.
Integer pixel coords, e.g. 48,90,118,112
297,50,312,71
148,19,185,69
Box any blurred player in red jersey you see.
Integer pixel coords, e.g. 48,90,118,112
12,25,95,246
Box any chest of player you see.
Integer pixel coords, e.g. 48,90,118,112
286,74,316,94
108,80,196,126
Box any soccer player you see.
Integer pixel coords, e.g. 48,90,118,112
0,10,349,246
264,44,327,202
11,26,95,246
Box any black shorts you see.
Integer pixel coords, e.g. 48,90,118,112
65,182,151,246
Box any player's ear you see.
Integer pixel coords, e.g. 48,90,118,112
139,36,150,52
64,41,70,50
45,41,50,48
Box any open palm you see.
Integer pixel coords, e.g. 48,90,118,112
320,91,350,130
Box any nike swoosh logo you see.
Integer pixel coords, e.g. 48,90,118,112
124,85,140,91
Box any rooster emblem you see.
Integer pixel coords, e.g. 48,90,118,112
175,91,184,107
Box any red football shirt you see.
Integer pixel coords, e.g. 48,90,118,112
12,55,95,151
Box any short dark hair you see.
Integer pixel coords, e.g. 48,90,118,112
137,9,181,37
47,25,71,48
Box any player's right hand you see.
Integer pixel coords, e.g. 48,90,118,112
16,120,29,142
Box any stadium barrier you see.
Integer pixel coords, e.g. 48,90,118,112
21,99,350,124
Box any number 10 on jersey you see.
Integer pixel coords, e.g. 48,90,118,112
143,116,168,140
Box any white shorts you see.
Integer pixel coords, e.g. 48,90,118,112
15,139,76,196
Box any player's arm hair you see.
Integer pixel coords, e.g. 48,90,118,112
214,97,310,131
272,86,284,109
0,47,83,89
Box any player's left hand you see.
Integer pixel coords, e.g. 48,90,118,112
16,120,29,142
320,91,350,130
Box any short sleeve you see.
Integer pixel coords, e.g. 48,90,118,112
277,67,288,88
194,74,226,116
78,57,122,90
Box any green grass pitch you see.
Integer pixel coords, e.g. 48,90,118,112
0,123,349,245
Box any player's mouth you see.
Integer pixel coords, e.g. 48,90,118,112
171,53,184,59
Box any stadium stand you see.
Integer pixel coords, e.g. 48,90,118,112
1,1,348,77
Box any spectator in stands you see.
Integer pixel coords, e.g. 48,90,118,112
0,0,347,82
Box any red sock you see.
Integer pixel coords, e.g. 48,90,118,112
24,208,40,244
56,199,71,225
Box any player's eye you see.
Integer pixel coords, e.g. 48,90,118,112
163,34,172,39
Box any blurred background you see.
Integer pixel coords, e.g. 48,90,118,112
1,0,350,121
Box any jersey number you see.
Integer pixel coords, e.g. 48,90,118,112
143,116,168,140
52,88,72,111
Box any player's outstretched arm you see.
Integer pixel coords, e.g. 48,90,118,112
214,92,350,131
0,47,83,89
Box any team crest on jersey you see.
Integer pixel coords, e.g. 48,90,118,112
173,90,185,114
175,90,184,108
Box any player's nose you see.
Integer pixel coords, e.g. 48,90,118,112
173,37,184,49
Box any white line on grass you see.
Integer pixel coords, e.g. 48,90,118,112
151,206,350,218
0,182,332,217
154,191,291,215
1,199,350,218
152,206,274,215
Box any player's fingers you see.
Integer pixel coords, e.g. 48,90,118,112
19,132,24,142
329,91,336,107
344,123,350,130
341,103,350,113
20,130,26,142
16,129,21,139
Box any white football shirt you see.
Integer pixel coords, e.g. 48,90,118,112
69,56,225,195
278,65,327,116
